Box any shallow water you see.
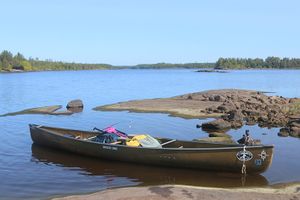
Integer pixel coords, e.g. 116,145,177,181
0,69,299,200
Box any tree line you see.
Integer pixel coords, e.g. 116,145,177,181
216,57,300,69
131,62,215,69
0,50,112,72
1,50,300,72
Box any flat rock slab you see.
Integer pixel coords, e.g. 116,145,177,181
94,89,300,129
92,89,268,119
0,105,73,117
95,98,223,118
52,184,300,200
93,89,258,118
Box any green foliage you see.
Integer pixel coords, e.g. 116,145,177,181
1,50,300,72
216,57,300,69
29,60,112,71
20,60,33,71
0,50,112,72
0,50,13,71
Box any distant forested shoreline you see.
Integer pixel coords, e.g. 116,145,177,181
129,63,215,69
0,50,112,72
1,50,300,72
216,57,300,69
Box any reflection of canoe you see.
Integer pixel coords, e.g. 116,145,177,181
29,124,274,174
31,144,269,187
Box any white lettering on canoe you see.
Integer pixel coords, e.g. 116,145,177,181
102,146,118,151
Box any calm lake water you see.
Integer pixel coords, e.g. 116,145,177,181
0,69,300,200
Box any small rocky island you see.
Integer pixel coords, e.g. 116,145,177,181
0,99,84,117
94,89,300,138
196,69,228,73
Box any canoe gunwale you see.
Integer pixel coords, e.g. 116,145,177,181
29,124,274,174
30,124,274,151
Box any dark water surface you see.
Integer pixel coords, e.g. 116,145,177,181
0,69,300,200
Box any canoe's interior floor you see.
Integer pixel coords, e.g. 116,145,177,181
40,126,244,148
40,126,243,148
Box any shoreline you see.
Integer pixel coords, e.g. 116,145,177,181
1,68,300,74
52,183,300,200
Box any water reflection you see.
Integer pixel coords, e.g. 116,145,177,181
31,144,268,188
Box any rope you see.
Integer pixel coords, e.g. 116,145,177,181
241,162,247,174
241,145,247,174
241,173,246,186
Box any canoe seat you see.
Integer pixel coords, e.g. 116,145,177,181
86,135,97,140
161,139,176,146
110,141,122,145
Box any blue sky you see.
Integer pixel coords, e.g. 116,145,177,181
0,0,299,65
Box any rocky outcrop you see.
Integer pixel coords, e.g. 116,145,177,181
278,118,300,138
192,90,295,129
290,127,300,137
66,99,84,113
94,89,300,132
289,118,300,137
198,90,299,131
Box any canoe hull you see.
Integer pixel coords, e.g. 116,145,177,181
29,124,273,174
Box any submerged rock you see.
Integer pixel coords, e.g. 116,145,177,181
0,105,62,117
194,137,236,144
277,119,300,138
51,110,74,115
278,128,289,137
201,119,231,131
208,132,232,138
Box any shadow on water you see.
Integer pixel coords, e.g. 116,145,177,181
31,144,269,188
